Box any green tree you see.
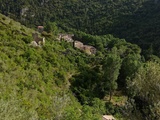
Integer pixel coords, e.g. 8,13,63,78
103,51,122,101
118,54,142,89
45,22,58,35
127,61,160,119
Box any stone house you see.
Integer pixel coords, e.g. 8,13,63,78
57,34,97,55
74,41,84,49
37,26,44,33
74,41,96,55
83,45,96,55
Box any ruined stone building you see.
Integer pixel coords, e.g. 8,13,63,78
57,34,74,42
74,41,96,55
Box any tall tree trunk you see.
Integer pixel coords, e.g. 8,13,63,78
109,89,112,102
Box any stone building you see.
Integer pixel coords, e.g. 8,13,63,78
83,45,96,55
74,41,96,55
57,34,74,42
37,26,44,33
74,41,84,49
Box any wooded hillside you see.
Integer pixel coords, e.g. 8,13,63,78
0,0,160,119
1,0,160,56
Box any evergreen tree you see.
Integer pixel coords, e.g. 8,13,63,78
102,49,122,101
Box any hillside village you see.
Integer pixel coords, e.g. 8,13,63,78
0,13,97,55
57,33,96,55
0,13,118,119
1,0,160,118
32,27,97,55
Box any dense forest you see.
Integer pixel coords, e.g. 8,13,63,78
1,0,160,56
0,0,160,120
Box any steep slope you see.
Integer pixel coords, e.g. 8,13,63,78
0,0,147,33
1,13,160,120
109,0,160,56
2,13,131,120
1,0,160,57
0,0,152,34
0,13,100,119
0,13,133,120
